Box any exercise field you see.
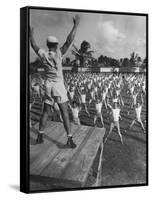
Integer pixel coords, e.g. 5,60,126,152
30,73,147,188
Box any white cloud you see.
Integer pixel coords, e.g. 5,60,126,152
98,21,125,42
96,20,126,57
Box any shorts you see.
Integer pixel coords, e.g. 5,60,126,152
111,121,119,127
73,117,80,125
44,80,68,105
96,111,102,118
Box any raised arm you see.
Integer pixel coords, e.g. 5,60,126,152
60,15,80,55
30,27,40,54
107,102,112,110
68,102,73,111
119,94,124,107
77,87,81,96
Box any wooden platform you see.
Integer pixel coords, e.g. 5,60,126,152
30,121,105,190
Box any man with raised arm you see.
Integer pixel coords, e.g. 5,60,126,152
30,15,80,148
104,101,123,144
128,94,145,133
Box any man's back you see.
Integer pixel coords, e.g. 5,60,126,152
38,48,63,82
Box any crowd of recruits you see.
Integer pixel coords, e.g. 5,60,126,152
30,72,146,144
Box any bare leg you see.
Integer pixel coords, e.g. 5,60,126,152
121,99,124,106
116,122,123,144
37,103,51,144
58,100,76,148
39,103,51,131
104,100,108,110
56,109,63,122
100,113,105,128
94,115,97,126
84,103,90,117
129,119,136,129
53,103,63,122
58,101,71,137
104,123,114,144
138,119,145,132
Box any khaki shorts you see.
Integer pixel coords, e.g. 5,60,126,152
44,80,68,105
73,117,80,125
111,121,119,127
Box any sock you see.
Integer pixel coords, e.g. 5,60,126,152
39,130,44,134
68,134,72,138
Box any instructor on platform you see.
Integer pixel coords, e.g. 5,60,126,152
30,15,80,148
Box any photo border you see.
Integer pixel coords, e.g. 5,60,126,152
20,6,148,193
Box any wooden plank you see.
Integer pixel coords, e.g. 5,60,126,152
30,121,63,164
60,128,105,187
30,121,59,154
30,122,80,175
40,126,93,178
30,123,65,173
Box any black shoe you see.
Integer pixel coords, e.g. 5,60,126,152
36,134,44,144
67,137,76,149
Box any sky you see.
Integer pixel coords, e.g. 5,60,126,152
30,9,146,62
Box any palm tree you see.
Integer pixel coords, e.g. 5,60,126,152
136,56,142,67
122,58,130,67
130,52,138,67
71,41,94,68
142,57,147,68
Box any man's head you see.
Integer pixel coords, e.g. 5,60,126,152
46,36,59,51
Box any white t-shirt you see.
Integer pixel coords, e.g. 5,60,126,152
37,48,63,82
72,107,79,118
81,94,86,103
112,108,120,121
96,102,102,112
135,106,142,120
69,91,74,99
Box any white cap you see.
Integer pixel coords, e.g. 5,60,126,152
46,36,59,43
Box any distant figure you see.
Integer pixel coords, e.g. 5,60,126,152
93,97,104,128
101,87,108,110
77,88,90,117
104,102,123,144
69,101,81,125
128,94,145,133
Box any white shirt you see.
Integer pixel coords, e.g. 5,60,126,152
38,48,63,82
72,107,79,118
96,102,102,112
135,106,142,120
112,108,120,121
81,94,86,103
69,91,74,99
102,92,106,100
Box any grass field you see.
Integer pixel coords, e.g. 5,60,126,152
30,75,147,188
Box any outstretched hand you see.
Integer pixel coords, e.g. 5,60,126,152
73,15,80,27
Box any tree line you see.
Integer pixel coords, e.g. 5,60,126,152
30,40,147,74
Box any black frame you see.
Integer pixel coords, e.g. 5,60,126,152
20,6,148,193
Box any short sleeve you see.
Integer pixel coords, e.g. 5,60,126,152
37,48,46,60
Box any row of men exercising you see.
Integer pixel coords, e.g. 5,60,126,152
30,73,146,144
